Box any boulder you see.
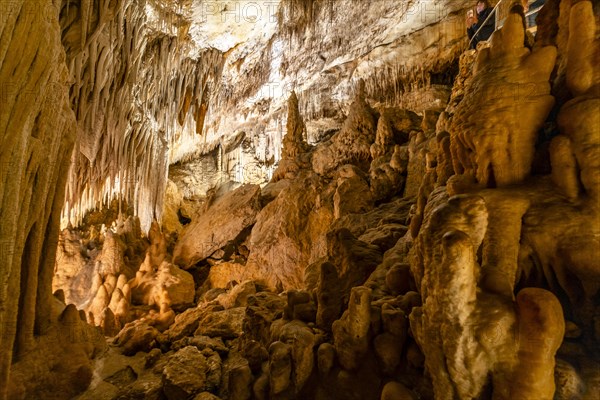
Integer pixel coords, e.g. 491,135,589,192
130,261,195,308
172,335,229,356
245,173,333,290
202,348,223,392
227,364,252,400
174,184,262,268
207,262,248,289
381,382,415,400
333,165,374,219
162,346,208,400
359,224,408,251
243,292,287,345
114,320,160,356
165,303,224,342
195,307,246,339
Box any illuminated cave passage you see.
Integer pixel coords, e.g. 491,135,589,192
1,0,599,399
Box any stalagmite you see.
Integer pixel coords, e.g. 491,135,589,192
450,6,557,187
3,0,600,399
556,0,600,201
271,92,310,182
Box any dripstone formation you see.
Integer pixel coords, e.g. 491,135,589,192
1,1,599,400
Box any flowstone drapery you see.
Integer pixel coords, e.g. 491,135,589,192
410,3,600,399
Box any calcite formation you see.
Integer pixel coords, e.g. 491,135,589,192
53,0,477,234
0,1,78,398
450,7,557,187
410,191,564,399
174,184,262,269
409,2,600,399
2,1,600,400
369,108,421,202
555,1,600,201
244,171,333,290
312,80,378,175
60,0,226,232
271,91,311,182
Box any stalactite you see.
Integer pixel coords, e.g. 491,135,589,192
59,0,225,232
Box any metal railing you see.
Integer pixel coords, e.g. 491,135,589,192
468,0,545,48
496,2,545,31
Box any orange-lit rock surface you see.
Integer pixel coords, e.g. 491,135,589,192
2,1,599,399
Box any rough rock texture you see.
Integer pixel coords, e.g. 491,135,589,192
52,217,198,336
53,216,147,320
162,346,210,400
312,82,378,175
51,0,475,233
369,108,420,202
245,172,333,290
0,1,78,398
59,0,226,231
174,184,262,268
410,191,564,399
272,92,311,182
130,222,194,309
333,165,375,219
332,286,373,371
130,261,195,308
450,9,557,187
408,3,600,399
3,1,600,400
7,302,106,399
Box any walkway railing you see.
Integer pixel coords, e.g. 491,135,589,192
468,0,504,48
468,0,545,48
496,2,545,31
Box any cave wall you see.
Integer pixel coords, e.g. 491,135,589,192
3,1,477,393
4,0,599,399
57,0,478,232
59,0,225,231
0,0,76,396
409,1,600,398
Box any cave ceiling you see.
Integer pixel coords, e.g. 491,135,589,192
60,0,473,230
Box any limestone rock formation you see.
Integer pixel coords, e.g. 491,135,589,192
555,0,600,201
450,7,557,187
332,286,373,371
7,302,106,399
130,222,195,309
53,215,147,309
130,261,195,309
333,165,374,219
245,172,333,290
0,1,79,397
407,3,600,399
272,92,311,182
174,184,262,269
369,108,421,201
312,81,378,175
410,191,564,399
3,1,600,400
162,346,211,400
